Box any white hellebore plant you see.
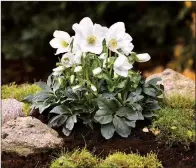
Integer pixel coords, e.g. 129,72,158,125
106,22,134,55
93,67,102,75
72,17,108,54
50,31,72,55
136,53,151,62
114,54,133,77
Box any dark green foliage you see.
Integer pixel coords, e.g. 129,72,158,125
26,71,163,139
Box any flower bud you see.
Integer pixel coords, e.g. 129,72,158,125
91,85,97,92
74,66,82,72
93,67,102,75
58,78,63,85
136,53,151,62
53,66,65,72
72,85,81,92
70,75,75,84
113,72,119,79
99,53,107,60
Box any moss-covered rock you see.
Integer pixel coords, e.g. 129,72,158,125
2,83,41,116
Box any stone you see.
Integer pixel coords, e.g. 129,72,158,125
146,68,195,99
2,116,63,157
2,99,25,124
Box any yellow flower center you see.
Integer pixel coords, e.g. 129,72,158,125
109,38,117,49
87,35,97,45
61,40,69,48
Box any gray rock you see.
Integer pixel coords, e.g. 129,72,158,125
2,99,25,124
2,117,63,156
146,68,195,99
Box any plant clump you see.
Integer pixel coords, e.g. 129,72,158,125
50,149,97,168
152,94,195,147
98,152,163,168
50,149,163,168
26,17,164,139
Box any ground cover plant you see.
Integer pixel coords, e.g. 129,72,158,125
50,148,163,168
151,94,195,147
25,17,164,139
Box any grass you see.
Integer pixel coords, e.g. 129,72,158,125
2,83,41,115
50,149,163,168
152,94,195,147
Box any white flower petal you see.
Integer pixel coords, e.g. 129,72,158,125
136,53,151,62
55,47,69,55
53,30,70,41
114,67,128,77
53,66,65,72
114,54,126,67
94,24,108,39
109,22,125,39
49,38,61,48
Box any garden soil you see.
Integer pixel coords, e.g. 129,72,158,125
2,116,196,168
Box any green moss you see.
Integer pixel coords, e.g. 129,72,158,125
164,94,195,109
22,103,32,116
152,107,195,147
97,152,163,168
50,155,76,168
50,149,98,168
2,83,41,115
2,83,41,101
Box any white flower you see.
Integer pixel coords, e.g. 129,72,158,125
91,85,97,92
99,53,107,60
74,66,82,72
72,17,108,54
70,75,75,84
136,53,151,62
72,85,81,92
113,54,133,77
52,66,65,76
106,22,134,55
93,67,102,75
61,52,81,68
50,30,71,55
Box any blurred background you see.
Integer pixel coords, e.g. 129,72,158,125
1,1,195,84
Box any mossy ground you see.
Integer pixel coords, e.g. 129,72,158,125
152,94,195,147
50,149,163,168
2,83,41,115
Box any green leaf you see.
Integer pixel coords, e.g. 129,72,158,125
66,115,77,130
57,115,68,127
116,106,138,121
35,81,51,91
137,111,144,120
116,107,131,117
113,116,131,137
124,120,136,128
143,87,156,97
62,126,71,136
143,111,155,118
35,103,50,113
117,80,126,88
48,115,62,127
50,106,71,114
146,77,162,85
94,109,113,124
101,123,115,139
